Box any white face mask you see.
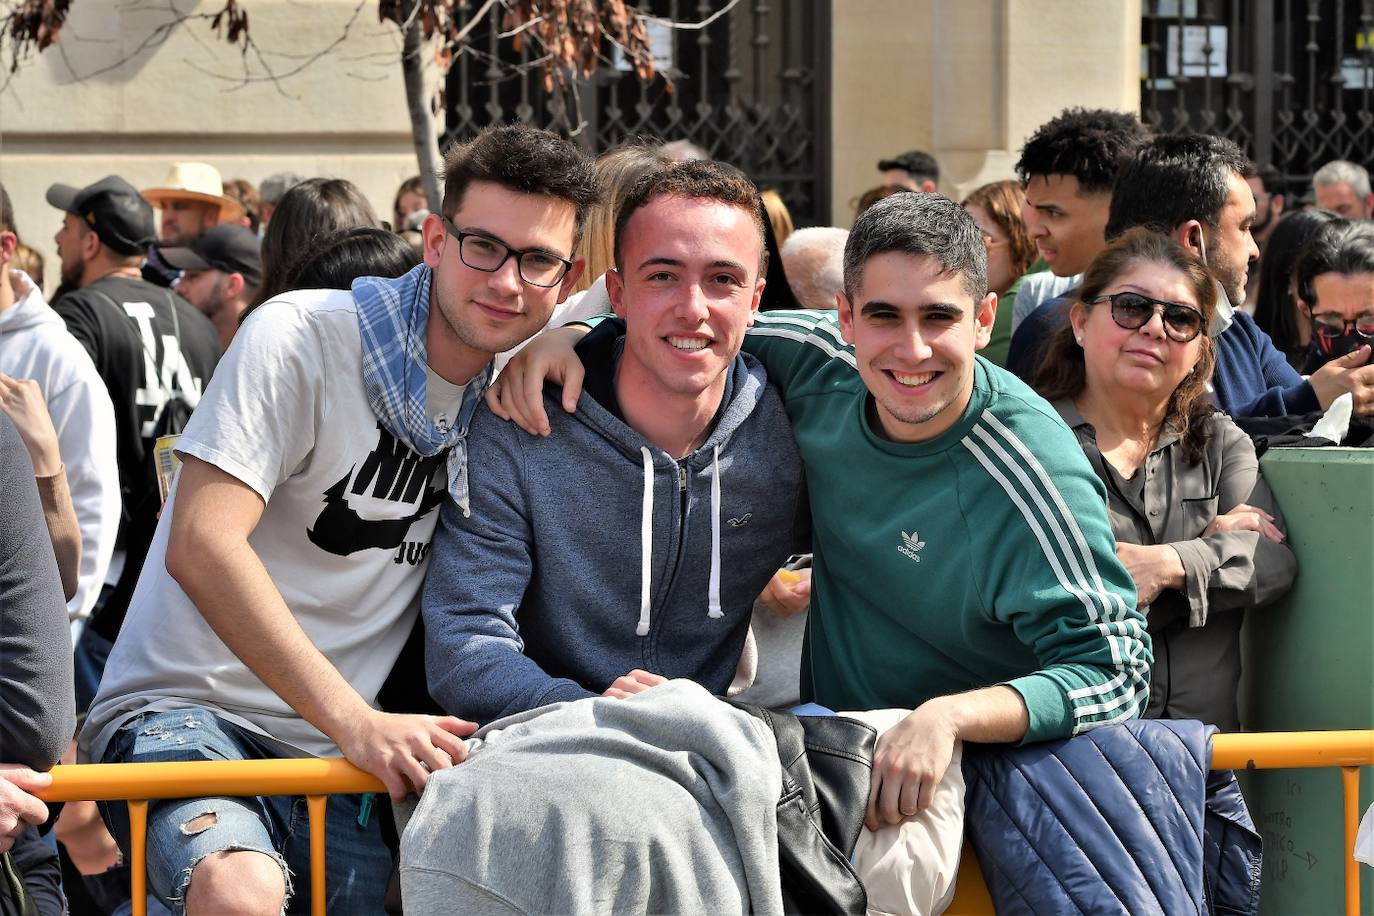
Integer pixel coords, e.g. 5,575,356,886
1194,230,1235,338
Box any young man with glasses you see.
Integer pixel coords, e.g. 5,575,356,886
422,159,805,724
80,124,598,914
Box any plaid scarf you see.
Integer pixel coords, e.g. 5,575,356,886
353,264,491,517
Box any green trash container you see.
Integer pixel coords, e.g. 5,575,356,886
1242,448,1374,915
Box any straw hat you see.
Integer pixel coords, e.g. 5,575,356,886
142,162,245,222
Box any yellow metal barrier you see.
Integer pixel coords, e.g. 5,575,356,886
40,759,385,916
946,729,1374,916
39,730,1374,916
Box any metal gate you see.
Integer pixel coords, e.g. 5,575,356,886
439,1,831,225
1141,0,1374,197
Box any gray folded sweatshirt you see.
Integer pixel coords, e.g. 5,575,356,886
400,680,785,915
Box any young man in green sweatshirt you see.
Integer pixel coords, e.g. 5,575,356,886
490,191,1150,913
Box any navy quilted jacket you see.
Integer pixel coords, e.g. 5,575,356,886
963,719,1262,915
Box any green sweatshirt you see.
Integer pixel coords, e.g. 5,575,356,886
746,310,1151,742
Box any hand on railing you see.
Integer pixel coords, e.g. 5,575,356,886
0,765,52,852
334,710,477,802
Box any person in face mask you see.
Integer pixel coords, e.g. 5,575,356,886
1294,219,1374,375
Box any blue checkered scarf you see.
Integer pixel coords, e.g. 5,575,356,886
352,264,491,517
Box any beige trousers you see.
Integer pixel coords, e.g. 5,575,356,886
840,709,965,916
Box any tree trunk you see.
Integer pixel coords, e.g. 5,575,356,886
399,0,443,213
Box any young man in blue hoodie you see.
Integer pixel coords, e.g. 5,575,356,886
422,160,805,724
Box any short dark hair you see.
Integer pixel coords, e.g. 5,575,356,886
0,182,13,235
1015,108,1150,193
440,124,599,246
843,193,986,302
1295,218,1374,307
612,159,767,272
1254,163,1285,196
1106,133,1254,240
286,226,419,293
879,150,940,185
1253,208,1341,347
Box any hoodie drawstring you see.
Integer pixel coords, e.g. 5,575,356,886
707,445,723,619
636,444,725,637
637,447,654,637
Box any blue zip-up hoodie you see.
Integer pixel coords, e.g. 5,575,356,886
423,325,805,724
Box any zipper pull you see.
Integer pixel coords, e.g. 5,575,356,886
678,464,688,491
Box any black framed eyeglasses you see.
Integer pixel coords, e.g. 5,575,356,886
442,218,573,288
1085,291,1205,343
1311,311,1374,343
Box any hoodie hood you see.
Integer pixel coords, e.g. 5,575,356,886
0,271,64,337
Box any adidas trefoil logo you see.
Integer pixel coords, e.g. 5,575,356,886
897,529,925,563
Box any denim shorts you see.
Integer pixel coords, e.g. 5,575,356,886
99,707,391,915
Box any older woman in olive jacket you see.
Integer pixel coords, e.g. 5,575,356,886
1033,229,1297,731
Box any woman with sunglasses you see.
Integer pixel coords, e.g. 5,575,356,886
1033,228,1296,731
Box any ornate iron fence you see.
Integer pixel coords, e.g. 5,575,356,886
440,1,831,225
1141,0,1374,198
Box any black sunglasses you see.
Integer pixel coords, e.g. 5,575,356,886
1084,291,1205,343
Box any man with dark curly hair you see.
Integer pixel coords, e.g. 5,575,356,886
1007,108,1151,334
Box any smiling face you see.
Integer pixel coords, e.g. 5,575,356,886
1071,260,1207,404
606,194,765,406
1022,174,1110,278
422,180,581,378
838,252,995,443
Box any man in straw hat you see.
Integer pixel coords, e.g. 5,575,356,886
141,162,245,287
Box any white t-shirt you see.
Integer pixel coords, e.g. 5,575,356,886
82,289,469,760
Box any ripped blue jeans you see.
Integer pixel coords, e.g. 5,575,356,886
99,707,391,915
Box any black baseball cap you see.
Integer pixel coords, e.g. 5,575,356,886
161,224,263,286
46,175,156,256
877,150,940,181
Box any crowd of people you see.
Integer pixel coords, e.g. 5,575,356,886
0,106,1370,915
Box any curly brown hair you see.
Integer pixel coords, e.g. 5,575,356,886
1032,227,1219,463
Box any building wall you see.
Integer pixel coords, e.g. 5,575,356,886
0,0,419,294
0,0,1144,287
830,0,1142,225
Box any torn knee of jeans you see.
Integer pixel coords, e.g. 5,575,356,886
173,847,294,914
180,812,219,836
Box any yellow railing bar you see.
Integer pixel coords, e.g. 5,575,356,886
39,760,385,916
38,758,385,802
1211,729,1374,770
39,731,1374,916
